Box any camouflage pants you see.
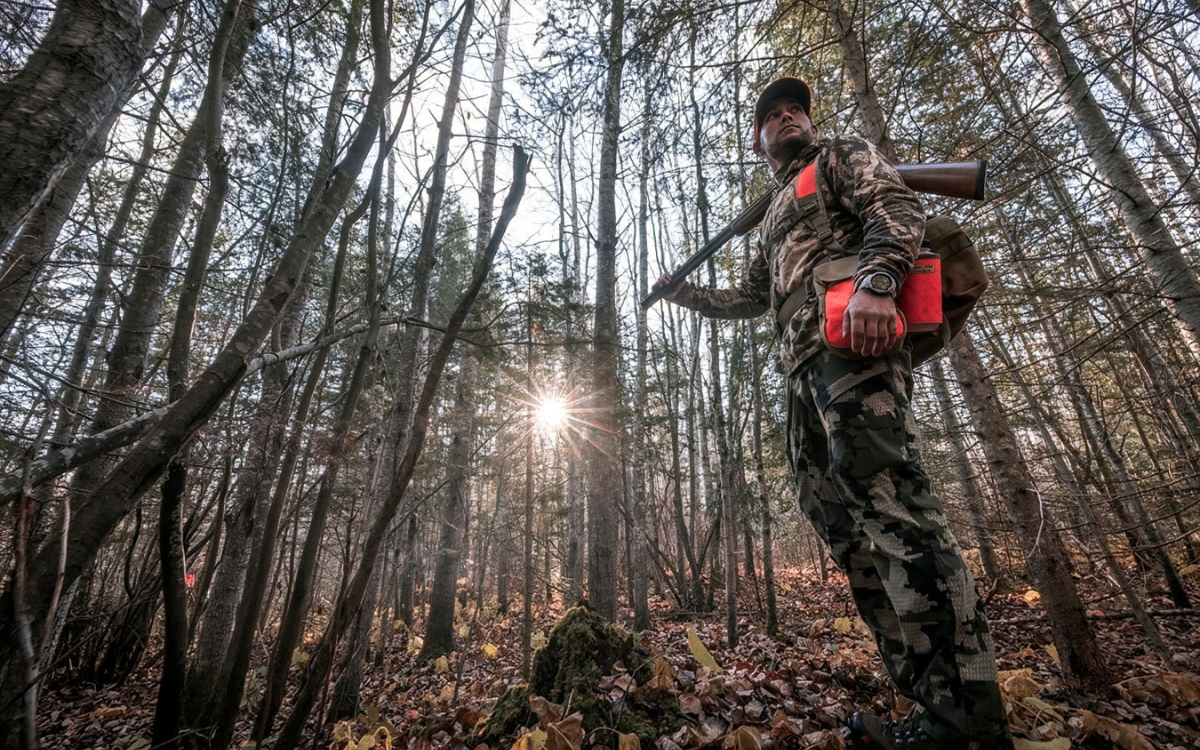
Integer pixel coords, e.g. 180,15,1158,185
787,347,1012,750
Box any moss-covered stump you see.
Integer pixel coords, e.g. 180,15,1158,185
471,605,685,747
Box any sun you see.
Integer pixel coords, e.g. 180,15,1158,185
535,397,569,432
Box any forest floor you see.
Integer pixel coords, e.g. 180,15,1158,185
40,567,1200,750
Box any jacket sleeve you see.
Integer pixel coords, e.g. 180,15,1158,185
825,136,924,293
671,245,771,320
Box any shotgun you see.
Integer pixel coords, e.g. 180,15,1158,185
641,160,987,309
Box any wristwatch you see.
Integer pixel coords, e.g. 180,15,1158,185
860,271,898,297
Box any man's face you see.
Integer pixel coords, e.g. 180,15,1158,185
759,98,816,170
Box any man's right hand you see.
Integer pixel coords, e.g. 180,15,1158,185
652,274,684,303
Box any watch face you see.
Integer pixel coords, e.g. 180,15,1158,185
870,274,893,293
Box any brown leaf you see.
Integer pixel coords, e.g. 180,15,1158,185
545,714,584,750
1080,710,1155,750
1146,671,1200,705
801,729,845,750
724,726,761,750
652,656,677,681
530,695,565,727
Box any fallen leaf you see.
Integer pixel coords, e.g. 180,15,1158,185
435,656,450,674
618,733,640,750
1021,696,1061,721
512,728,547,750
482,643,500,659
1044,645,1059,664
1081,710,1154,750
530,695,565,726
687,627,723,672
1022,590,1041,604
730,726,761,750
1000,669,1039,699
439,683,455,702
545,714,583,750
833,618,852,635
291,648,309,665
652,656,676,681
801,729,845,750
1013,739,1069,750
1147,671,1200,704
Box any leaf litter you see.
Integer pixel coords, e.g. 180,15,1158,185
37,567,1200,749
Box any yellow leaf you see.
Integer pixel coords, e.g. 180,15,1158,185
356,732,378,749
617,732,640,750
1179,563,1200,577
128,740,151,750
439,683,455,702
834,617,852,634
1021,696,1062,720
91,706,127,719
435,656,450,674
1013,739,1070,750
481,642,500,659
458,624,470,639
530,630,547,651
686,627,723,672
512,728,548,750
1000,669,1039,698
407,635,423,654
1022,590,1041,604
1045,644,1059,664
291,648,309,665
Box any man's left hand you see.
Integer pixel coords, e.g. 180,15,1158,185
843,290,900,357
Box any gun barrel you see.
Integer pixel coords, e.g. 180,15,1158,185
643,159,988,309
895,161,987,201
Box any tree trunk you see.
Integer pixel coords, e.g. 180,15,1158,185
1021,0,1200,353
947,333,1113,690
586,0,625,622
0,0,144,249
270,144,527,750
928,359,1002,584
419,0,507,658
0,0,390,731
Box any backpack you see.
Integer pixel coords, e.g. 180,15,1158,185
774,155,987,366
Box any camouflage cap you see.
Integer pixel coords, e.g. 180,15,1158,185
753,77,813,154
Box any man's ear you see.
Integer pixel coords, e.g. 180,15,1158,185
811,122,819,136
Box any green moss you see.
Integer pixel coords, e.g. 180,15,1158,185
477,605,684,748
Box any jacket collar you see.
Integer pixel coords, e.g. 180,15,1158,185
773,141,824,184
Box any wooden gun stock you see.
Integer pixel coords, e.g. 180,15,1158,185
642,159,987,310
895,161,987,201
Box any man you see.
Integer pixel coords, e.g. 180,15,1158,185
653,78,1013,750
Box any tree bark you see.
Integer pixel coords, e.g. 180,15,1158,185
1021,0,1200,353
0,0,144,249
271,145,527,750
586,0,625,622
948,333,1113,690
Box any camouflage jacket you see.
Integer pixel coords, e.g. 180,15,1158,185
673,136,925,376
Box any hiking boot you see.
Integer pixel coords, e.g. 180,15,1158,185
848,711,947,750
